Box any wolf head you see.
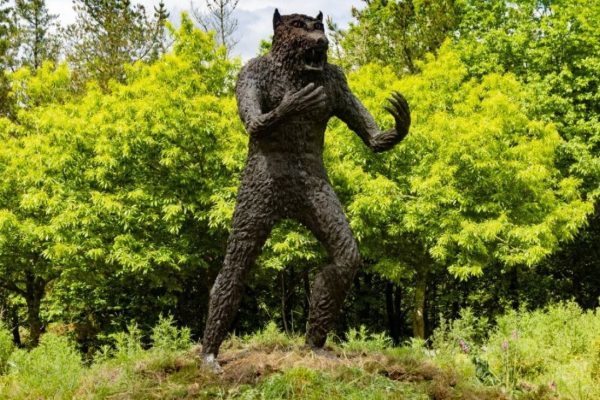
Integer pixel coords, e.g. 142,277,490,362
271,9,329,72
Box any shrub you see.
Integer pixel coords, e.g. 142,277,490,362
2,333,82,399
242,321,300,351
110,322,144,363
151,315,192,352
485,302,600,399
341,325,393,354
432,301,600,398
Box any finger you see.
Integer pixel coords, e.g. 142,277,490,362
296,82,316,96
302,86,325,101
392,92,410,114
300,93,326,108
396,100,411,125
384,105,401,120
388,98,409,122
388,96,402,112
303,96,327,109
297,95,326,111
386,99,405,117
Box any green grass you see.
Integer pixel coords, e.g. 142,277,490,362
1,303,599,399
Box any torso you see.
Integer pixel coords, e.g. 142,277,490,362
243,56,341,180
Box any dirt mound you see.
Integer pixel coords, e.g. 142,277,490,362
212,345,508,400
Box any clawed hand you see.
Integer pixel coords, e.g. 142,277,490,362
370,91,411,152
384,91,411,142
279,82,327,116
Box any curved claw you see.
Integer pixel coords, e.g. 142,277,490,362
384,104,401,120
392,92,409,112
391,93,410,124
388,97,405,116
387,99,408,121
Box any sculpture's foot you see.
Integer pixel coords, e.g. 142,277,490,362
305,344,338,360
201,353,223,374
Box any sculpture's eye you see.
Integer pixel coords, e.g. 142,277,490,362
292,20,306,28
314,22,324,31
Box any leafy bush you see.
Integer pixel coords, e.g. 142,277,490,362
151,314,192,352
241,321,301,351
431,308,490,355
431,301,600,399
485,302,600,399
1,334,82,399
341,325,393,354
110,322,144,363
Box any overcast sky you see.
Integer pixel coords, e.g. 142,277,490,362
45,0,365,60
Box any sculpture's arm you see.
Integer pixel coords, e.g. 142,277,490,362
333,67,410,153
236,65,326,137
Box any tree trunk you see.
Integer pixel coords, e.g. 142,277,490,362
25,295,42,347
413,265,428,339
25,275,45,347
281,268,296,335
386,282,403,344
10,306,21,347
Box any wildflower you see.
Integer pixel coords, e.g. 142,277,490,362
511,329,519,340
459,339,469,354
549,381,557,391
501,340,509,351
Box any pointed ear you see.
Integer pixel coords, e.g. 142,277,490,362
273,8,282,30
316,11,323,21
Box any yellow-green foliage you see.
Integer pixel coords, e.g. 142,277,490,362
341,325,394,354
241,366,426,400
326,43,592,281
0,15,246,326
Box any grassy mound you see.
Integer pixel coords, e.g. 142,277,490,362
3,302,600,399
0,320,504,399
76,330,506,400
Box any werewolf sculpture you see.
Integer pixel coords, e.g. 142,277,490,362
202,9,410,368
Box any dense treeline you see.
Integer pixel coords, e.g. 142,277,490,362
0,0,598,357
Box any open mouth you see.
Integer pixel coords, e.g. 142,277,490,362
304,48,326,71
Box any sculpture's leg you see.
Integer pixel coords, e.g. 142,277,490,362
300,178,360,349
202,182,277,358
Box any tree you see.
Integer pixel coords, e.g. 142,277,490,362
64,0,169,90
0,0,14,116
0,14,240,347
337,0,460,73
191,0,239,56
454,0,600,314
12,0,60,70
324,45,592,337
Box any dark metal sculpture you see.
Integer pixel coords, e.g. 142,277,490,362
202,9,410,369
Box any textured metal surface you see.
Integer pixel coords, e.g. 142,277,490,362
202,9,410,357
